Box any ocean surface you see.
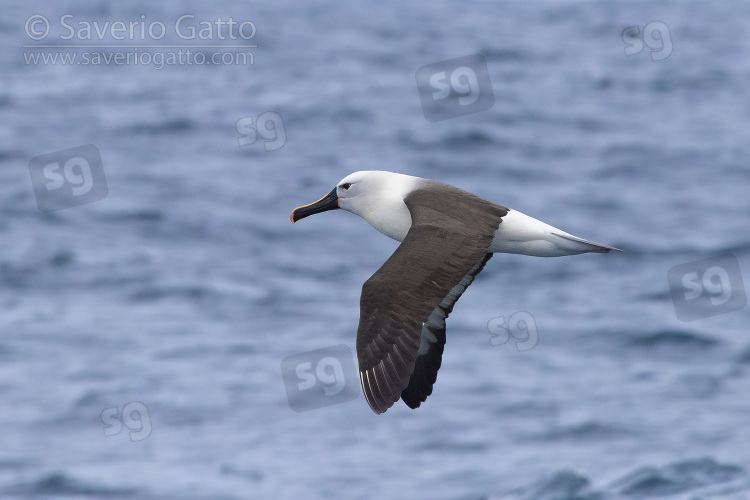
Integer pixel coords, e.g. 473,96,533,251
2,1,750,499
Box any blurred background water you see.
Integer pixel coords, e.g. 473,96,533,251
2,1,750,499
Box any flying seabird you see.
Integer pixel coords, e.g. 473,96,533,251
290,171,618,414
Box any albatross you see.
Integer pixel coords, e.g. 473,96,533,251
290,171,618,414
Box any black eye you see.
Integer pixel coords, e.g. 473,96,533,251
341,183,351,190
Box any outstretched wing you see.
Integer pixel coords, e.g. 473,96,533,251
356,183,507,414
400,252,493,409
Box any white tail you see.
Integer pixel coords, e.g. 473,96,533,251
490,209,620,257
550,232,621,254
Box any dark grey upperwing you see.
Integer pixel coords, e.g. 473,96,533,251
356,182,508,414
400,252,493,409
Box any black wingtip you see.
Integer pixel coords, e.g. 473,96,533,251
401,387,429,409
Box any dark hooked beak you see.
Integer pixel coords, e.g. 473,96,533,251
290,188,339,223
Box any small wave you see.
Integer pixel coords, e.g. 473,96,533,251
127,118,194,135
153,344,214,360
5,471,140,497
398,129,509,151
480,47,531,62
628,330,718,350
98,210,166,223
531,421,632,443
220,463,264,482
443,130,499,149
0,343,15,361
128,284,211,302
416,438,490,453
499,470,597,500
0,148,25,163
0,250,78,289
611,457,744,497
492,400,558,419
492,457,745,500
737,345,750,365
0,458,33,471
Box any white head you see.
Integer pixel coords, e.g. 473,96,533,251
291,171,418,241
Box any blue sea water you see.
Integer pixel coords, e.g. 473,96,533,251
2,1,750,499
